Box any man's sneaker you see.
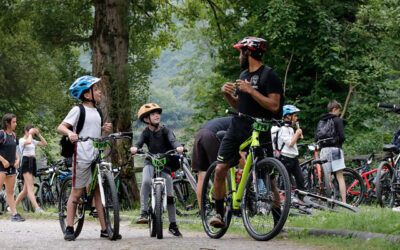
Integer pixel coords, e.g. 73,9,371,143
35,207,45,214
11,213,25,222
392,206,400,212
100,229,122,240
209,214,225,228
168,223,182,237
136,212,149,224
64,226,75,241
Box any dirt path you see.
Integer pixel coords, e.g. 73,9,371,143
0,218,315,249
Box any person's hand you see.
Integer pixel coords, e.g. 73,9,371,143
35,128,40,134
67,131,78,143
221,82,236,96
14,159,19,167
102,123,113,133
176,146,184,154
296,129,303,137
29,128,36,135
2,159,10,168
236,79,253,94
130,147,138,155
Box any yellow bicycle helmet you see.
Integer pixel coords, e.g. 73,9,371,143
137,103,162,122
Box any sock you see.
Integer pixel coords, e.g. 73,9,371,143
215,199,224,216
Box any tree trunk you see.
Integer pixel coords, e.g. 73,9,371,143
92,0,140,201
341,83,357,119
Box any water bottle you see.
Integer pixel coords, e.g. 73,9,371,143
236,169,243,183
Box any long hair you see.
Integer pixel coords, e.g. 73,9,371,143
2,113,16,130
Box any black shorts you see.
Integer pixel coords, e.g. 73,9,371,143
191,129,220,172
217,122,273,167
0,165,16,176
20,156,37,177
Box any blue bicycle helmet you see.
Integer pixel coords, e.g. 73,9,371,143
69,75,101,99
283,105,300,117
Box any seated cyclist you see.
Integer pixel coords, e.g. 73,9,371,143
130,103,183,237
211,36,284,228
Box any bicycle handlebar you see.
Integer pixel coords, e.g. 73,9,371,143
79,131,133,142
226,109,283,125
378,103,400,113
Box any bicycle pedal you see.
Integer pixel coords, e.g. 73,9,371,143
72,200,85,205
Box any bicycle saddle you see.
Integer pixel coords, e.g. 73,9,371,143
383,145,400,154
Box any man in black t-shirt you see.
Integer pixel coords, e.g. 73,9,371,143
210,36,284,228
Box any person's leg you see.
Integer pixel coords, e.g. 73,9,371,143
292,158,305,190
196,171,206,210
15,180,28,207
138,164,153,222
163,172,176,223
335,170,346,203
22,172,40,209
5,175,17,214
66,188,84,227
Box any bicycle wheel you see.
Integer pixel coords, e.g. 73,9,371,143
200,161,232,239
242,158,291,241
307,164,331,197
154,183,163,239
58,176,84,239
332,168,365,206
102,171,120,240
39,181,56,208
375,162,394,207
174,179,197,216
118,181,132,211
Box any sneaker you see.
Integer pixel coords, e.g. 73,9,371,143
11,213,25,222
209,214,225,228
168,223,183,237
136,212,149,224
64,226,75,241
100,229,122,240
35,207,45,214
89,208,99,218
392,206,400,212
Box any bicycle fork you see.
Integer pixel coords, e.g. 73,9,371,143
151,178,167,212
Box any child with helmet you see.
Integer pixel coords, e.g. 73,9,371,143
271,104,305,190
130,103,183,237
57,76,115,241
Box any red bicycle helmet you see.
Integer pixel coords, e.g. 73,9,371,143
234,37,267,52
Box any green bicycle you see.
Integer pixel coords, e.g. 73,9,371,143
58,132,131,240
201,110,291,241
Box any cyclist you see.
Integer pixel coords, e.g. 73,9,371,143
57,76,115,241
271,105,305,190
130,103,183,237
192,117,232,210
211,36,284,228
0,113,24,222
15,124,48,213
315,100,347,203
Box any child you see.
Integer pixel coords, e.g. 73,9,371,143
130,103,183,237
271,105,304,190
57,75,115,241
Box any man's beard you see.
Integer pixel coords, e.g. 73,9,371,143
240,54,249,69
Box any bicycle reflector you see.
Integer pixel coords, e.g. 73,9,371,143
252,122,270,132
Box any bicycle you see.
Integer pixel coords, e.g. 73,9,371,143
112,161,133,211
133,148,181,239
351,153,379,204
58,132,131,240
38,159,72,209
201,110,291,241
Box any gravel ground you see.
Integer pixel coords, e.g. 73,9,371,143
0,218,316,250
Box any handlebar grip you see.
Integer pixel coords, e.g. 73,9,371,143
378,103,396,109
226,109,238,116
120,131,133,137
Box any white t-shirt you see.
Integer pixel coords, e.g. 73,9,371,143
271,125,299,158
19,138,38,157
63,105,102,164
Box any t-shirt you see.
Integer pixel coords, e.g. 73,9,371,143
200,117,232,134
0,130,18,168
271,125,299,158
63,105,102,163
19,138,38,157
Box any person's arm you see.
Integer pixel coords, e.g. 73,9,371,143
57,122,78,142
14,150,20,167
0,155,9,168
166,129,183,154
24,129,34,145
36,128,48,147
335,118,346,143
237,79,280,112
289,129,303,147
221,82,239,109
130,130,146,154
280,127,294,148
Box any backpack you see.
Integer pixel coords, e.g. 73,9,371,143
391,127,400,150
0,130,16,145
271,126,285,159
315,118,337,147
60,104,103,158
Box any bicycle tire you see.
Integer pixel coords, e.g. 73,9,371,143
119,181,132,211
200,161,232,239
242,158,291,241
148,206,156,237
174,179,197,216
39,182,56,208
102,171,120,240
155,183,163,239
375,161,394,207
332,168,365,206
58,176,84,239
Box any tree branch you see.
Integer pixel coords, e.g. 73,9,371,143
205,0,223,41
283,46,295,96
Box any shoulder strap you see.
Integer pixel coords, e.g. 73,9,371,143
95,104,104,126
76,104,86,135
0,130,4,144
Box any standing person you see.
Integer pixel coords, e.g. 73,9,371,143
271,105,304,190
211,36,284,228
57,76,115,241
0,113,24,222
192,117,232,210
15,125,48,213
130,103,183,237
315,100,347,203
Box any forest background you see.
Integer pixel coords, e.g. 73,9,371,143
1,0,399,196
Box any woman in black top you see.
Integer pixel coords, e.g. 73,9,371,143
0,113,24,222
